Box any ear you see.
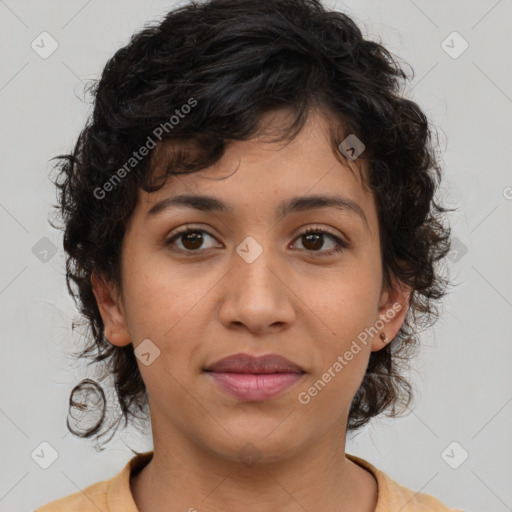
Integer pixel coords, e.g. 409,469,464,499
370,274,411,352
91,271,131,347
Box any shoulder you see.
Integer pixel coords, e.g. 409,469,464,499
382,475,465,511
34,452,153,512
346,453,466,511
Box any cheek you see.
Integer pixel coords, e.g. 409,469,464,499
120,257,213,380
306,268,380,387
123,279,172,339
120,261,199,344
314,268,381,333
300,301,374,416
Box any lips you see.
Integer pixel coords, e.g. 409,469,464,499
204,353,305,401
204,353,305,374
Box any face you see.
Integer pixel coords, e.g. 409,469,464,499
92,108,410,464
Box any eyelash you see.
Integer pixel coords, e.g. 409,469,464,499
164,226,349,257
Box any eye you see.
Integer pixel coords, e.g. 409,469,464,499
291,227,348,256
164,226,349,256
165,228,221,252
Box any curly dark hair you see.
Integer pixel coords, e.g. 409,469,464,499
49,0,453,449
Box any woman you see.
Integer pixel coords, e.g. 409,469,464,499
36,0,463,510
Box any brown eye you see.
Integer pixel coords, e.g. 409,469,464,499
292,228,348,256
164,226,348,257
301,232,324,251
165,229,219,252
180,231,204,250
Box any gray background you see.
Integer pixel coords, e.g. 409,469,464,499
1,1,511,511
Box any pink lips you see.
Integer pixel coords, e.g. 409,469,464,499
204,353,305,401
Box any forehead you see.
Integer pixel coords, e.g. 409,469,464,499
134,108,377,233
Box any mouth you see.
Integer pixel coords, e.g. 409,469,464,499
203,353,306,401
204,352,305,374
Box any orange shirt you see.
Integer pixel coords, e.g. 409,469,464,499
34,452,464,511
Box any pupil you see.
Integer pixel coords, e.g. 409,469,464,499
304,233,322,250
183,232,203,250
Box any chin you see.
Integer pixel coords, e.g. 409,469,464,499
200,424,305,466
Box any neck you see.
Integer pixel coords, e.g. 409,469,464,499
131,416,377,512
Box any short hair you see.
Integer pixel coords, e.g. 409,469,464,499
50,0,453,447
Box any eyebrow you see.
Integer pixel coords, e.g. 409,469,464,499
147,193,369,229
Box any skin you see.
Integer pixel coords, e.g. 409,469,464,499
92,107,411,512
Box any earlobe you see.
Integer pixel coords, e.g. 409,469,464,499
91,272,131,347
371,276,411,352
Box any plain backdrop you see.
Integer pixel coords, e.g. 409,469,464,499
1,1,511,511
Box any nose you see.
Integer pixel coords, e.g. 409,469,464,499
217,247,296,335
